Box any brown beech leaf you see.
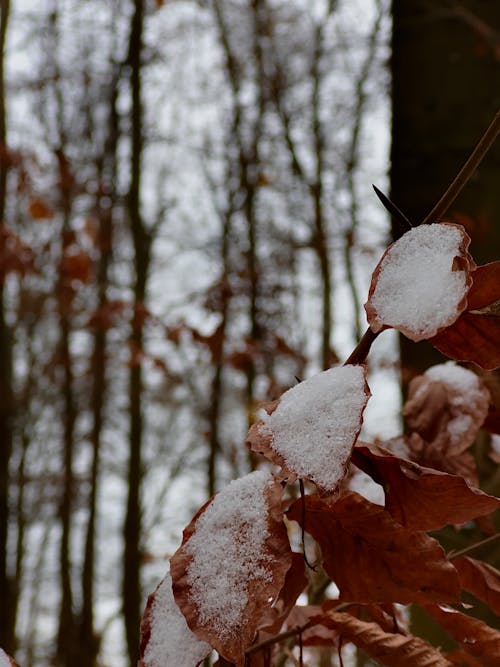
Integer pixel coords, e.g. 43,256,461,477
138,573,211,667
445,648,484,666
0,224,35,281
477,368,500,435
0,649,21,667
287,491,460,604
284,605,339,647
257,552,308,634
170,471,292,667
309,611,453,666
454,557,500,615
431,261,500,370
403,363,490,456
28,197,54,219
351,443,500,531
247,365,370,493
365,223,475,341
425,604,500,667
406,432,479,486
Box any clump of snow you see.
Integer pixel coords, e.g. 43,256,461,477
260,365,368,491
415,362,489,445
366,223,471,340
0,650,12,667
142,572,210,667
185,470,273,639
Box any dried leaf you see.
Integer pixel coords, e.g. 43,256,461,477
365,223,475,341
309,610,453,666
61,247,93,284
403,363,490,456
351,443,500,531
445,648,484,666
257,552,308,634
170,472,292,666
28,197,54,219
247,365,370,492
284,605,339,647
431,262,500,370
454,557,500,615
287,491,460,604
0,224,35,281
139,573,211,667
425,604,500,667
406,432,479,486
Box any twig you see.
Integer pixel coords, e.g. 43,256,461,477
246,602,353,656
421,108,500,225
448,532,500,560
343,327,379,366
246,621,315,656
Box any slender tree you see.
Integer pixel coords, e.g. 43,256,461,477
0,0,14,652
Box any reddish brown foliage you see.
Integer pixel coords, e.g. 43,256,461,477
287,491,460,604
310,610,454,666
454,557,500,615
431,262,500,370
425,604,500,667
257,552,307,634
351,443,500,530
170,477,291,666
0,224,35,282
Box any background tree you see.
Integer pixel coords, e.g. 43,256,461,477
391,0,500,650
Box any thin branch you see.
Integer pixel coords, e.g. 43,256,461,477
421,108,500,225
448,532,500,560
343,327,379,366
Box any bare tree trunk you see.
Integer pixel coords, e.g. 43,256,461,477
80,69,120,667
0,1,15,652
123,1,151,663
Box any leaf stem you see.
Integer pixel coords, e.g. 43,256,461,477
343,327,379,366
421,108,500,225
448,532,500,560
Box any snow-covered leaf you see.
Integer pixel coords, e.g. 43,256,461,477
287,491,460,604
170,471,292,666
403,362,490,454
431,261,500,370
365,223,475,341
247,365,370,492
351,442,499,531
309,610,453,666
139,572,211,667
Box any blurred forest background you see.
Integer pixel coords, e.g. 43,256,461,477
0,1,499,666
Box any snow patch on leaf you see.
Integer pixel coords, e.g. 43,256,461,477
365,223,474,341
185,471,274,637
406,362,489,452
170,471,292,665
140,572,210,667
256,365,369,492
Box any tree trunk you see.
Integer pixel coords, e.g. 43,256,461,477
123,2,150,663
391,0,500,384
391,0,500,647
0,1,15,652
